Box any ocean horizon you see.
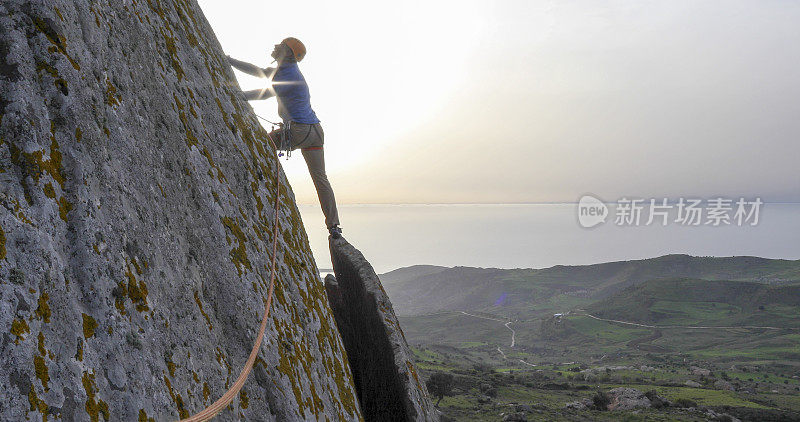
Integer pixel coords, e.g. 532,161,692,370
299,203,800,274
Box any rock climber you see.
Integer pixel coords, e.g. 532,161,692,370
227,37,342,239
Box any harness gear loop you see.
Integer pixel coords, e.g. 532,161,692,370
255,113,290,159
282,121,292,159
180,131,284,422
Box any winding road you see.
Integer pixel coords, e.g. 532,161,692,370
459,311,535,367
578,312,790,331
459,311,516,347
505,321,516,348
456,308,794,367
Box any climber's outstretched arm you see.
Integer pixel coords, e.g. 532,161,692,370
242,88,274,101
227,56,274,78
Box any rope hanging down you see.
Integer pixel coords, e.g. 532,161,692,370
181,131,283,422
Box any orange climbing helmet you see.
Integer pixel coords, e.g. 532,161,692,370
282,37,306,62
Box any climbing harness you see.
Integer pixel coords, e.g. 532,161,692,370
181,130,284,422
255,113,292,159
255,114,324,156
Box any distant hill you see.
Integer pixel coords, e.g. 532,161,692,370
379,254,800,317
379,264,448,286
585,277,800,328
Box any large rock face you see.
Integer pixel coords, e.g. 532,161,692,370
326,237,439,422
0,1,361,420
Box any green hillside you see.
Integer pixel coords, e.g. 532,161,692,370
381,254,800,318
397,277,800,363
586,278,800,328
388,258,800,421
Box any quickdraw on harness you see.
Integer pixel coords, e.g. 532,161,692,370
276,121,293,159
255,113,292,159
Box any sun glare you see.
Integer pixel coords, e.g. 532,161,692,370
198,0,487,181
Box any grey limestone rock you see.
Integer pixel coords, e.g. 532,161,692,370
0,0,361,420
326,237,439,421
714,379,735,391
501,412,527,422
606,387,652,411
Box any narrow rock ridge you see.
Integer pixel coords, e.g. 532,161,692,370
326,236,440,421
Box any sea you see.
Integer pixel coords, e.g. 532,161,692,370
299,203,800,275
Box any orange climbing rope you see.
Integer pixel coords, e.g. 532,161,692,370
181,132,283,422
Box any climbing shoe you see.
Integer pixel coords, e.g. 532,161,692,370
329,225,342,239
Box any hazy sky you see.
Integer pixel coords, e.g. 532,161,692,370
198,0,800,204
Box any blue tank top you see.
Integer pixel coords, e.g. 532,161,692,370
271,62,320,124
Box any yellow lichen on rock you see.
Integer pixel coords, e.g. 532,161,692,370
193,291,213,331
82,313,97,339
34,355,50,391
221,216,252,274
0,225,5,261
82,371,110,422
11,318,30,343
35,292,51,323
